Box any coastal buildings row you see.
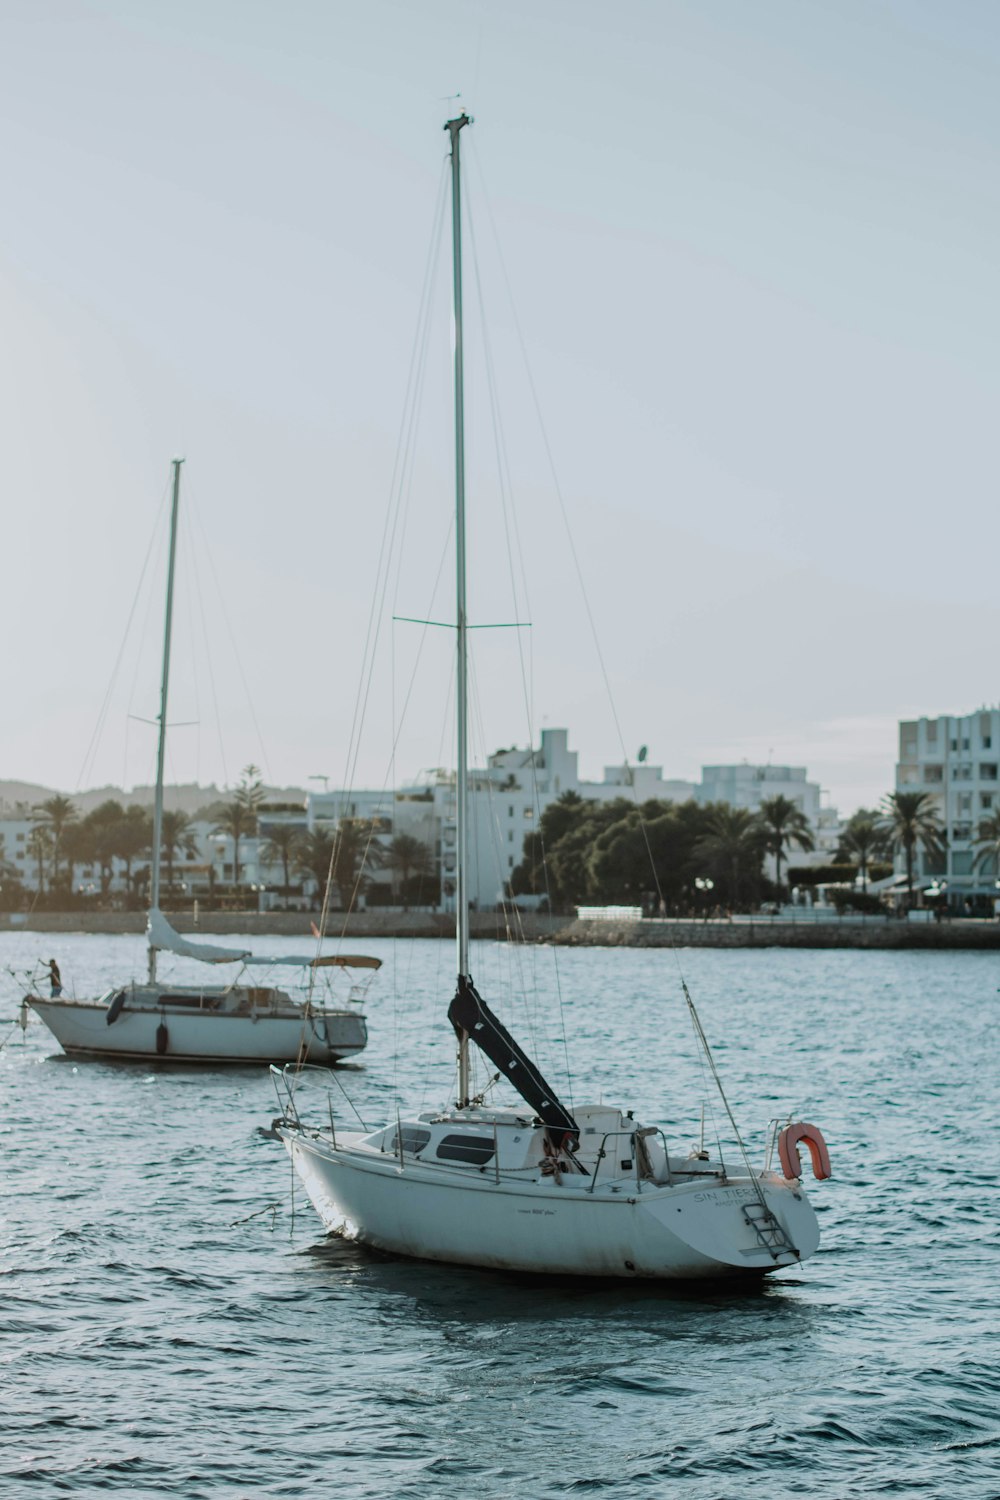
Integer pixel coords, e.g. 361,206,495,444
6,704,999,911
0,729,839,910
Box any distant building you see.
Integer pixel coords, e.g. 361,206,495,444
896,707,1000,907
696,764,821,824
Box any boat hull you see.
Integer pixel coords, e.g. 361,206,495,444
26,998,367,1065
284,1132,820,1280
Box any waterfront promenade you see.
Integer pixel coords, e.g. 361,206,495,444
3,909,999,949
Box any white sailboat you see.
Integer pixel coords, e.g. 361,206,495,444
276,116,830,1277
25,461,378,1065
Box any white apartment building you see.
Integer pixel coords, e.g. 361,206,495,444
0,815,39,890
696,764,821,824
694,764,836,877
896,707,1000,905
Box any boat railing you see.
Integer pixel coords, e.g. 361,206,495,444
584,1127,675,1194
269,1061,347,1143
764,1117,792,1173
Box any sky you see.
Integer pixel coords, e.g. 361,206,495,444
2,0,999,815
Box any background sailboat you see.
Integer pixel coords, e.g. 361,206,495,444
25,461,378,1064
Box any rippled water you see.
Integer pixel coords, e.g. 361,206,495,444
2,932,998,1497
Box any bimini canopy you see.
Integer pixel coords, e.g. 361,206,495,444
146,909,381,970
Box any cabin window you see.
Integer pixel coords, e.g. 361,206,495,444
436,1133,495,1165
389,1126,431,1156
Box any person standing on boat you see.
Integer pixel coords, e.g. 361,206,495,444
46,958,62,996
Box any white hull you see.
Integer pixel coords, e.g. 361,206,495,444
282,1112,820,1280
27,996,366,1065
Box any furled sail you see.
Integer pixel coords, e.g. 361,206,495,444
146,909,381,970
448,977,578,1147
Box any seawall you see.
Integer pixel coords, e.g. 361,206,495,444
555,917,1000,950
3,910,1000,949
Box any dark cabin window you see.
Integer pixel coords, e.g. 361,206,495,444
389,1126,431,1156
436,1133,495,1165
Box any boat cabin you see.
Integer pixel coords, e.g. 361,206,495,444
366,1104,727,1189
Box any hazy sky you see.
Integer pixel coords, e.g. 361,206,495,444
3,1,998,814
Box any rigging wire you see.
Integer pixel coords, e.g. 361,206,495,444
464,159,575,1106
311,161,450,957
467,138,757,1160
185,477,271,785
176,513,204,787
77,475,171,793
335,163,448,813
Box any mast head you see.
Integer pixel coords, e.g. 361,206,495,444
444,113,472,141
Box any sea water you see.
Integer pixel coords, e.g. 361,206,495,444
1,933,997,1498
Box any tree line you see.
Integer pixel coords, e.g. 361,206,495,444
509,789,984,915
0,765,438,913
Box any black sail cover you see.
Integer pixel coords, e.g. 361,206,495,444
448,977,579,1148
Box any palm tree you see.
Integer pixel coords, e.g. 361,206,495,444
295,821,384,911
294,829,335,910
26,825,53,895
330,818,384,909
387,833,434,910
693,805,764,910
757,794,815,897
879,791,945,908
160,809,198,898
114,806,152,896
972,808,1000,879
62,819,96,894
81,800,125,897
260,824,304,893
32,795,78,888
836,810,885,893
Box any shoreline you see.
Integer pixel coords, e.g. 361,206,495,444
3,910,999,949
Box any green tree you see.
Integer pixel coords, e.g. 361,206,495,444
586,799,698,907
160,809,198,898
387,833,434,910
511,792,710,914
82,800,126,897
295,820,384,911
213,766,265,889
62,819,96,894
330,818,384,909
26,825,53,894
972,808,1000,880
547,799,629,910
259,823,304,893
32,795,79,888
757,794,815,897
294,828,335,908
114,806,152,896
236,764,265,821
835,809,885,893
0,856,23,908
694,804,765,910
879,791,945,907
509,792,586,904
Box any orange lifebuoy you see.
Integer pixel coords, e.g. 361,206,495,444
778,1122,831,1182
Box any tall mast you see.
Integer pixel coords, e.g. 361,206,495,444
446,112,472,1106
148,457,183,983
